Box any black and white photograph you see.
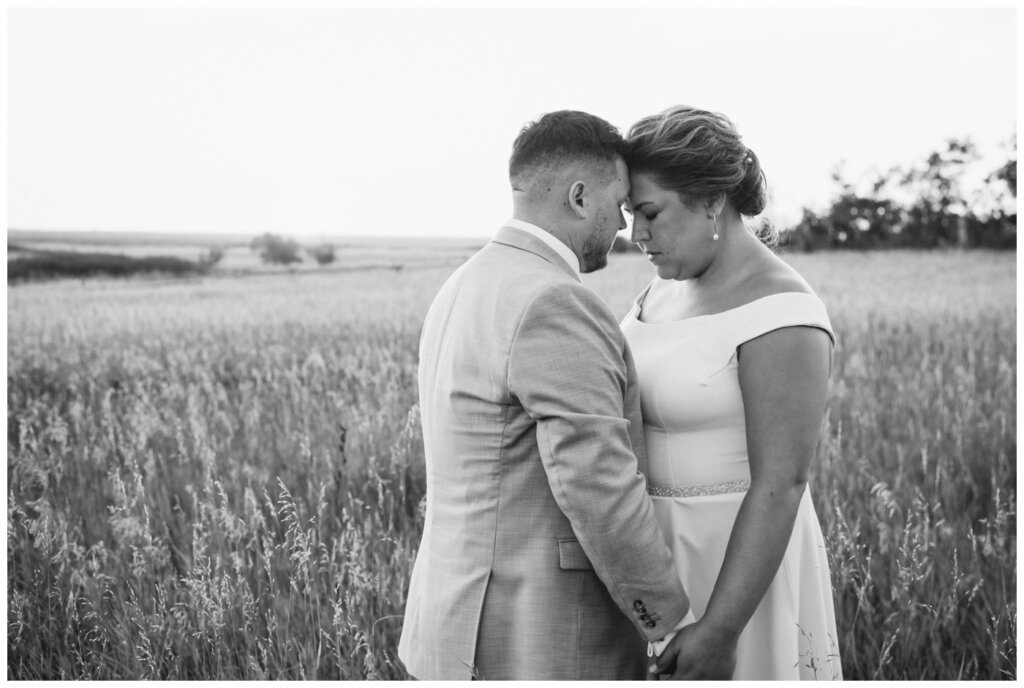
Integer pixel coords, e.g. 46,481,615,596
6,4,1017,681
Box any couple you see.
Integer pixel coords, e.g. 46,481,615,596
398,107,843,680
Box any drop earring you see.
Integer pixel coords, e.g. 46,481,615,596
711,214,719,241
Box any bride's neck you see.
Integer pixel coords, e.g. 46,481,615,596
692,220,763,290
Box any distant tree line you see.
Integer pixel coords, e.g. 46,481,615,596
785,137,1016,251
250,233,336,265
8,250,203,283
8,244,226,283
7,235,341,283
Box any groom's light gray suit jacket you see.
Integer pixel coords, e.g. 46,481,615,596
398,226,689,680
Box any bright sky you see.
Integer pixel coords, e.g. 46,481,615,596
7,6,1018,239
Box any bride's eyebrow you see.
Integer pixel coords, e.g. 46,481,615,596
631,202,651,211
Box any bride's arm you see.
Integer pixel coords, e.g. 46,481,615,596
708,325,833,634
652,325,832,679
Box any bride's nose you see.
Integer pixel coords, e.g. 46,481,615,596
631,219,650,243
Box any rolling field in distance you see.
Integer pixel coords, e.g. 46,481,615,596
7,229,485,274
6,247,1016,679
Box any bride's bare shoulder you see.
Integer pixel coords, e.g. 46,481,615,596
742,254,816,299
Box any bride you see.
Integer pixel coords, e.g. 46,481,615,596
620,105,843,680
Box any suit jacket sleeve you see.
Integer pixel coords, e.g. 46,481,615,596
507,283,690,641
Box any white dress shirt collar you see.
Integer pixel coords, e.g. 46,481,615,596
502,218,581,277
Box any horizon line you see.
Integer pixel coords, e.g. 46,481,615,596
8,227,493,241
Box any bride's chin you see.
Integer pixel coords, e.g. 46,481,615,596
656,265,679,280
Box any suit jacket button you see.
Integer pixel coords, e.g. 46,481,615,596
646,620,657,628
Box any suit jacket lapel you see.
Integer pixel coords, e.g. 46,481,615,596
491,226,581,283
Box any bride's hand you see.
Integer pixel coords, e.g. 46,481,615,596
646,620,737,680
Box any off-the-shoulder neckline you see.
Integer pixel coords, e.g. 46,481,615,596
631,291,823,326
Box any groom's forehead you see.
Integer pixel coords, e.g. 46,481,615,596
613,158,630,191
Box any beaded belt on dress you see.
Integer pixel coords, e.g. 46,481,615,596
647,479,750,498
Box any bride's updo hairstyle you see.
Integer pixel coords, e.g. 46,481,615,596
626,105,777,247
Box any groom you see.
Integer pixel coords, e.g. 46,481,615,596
399,111,691,680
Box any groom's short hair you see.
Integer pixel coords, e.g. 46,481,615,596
509,110,626,187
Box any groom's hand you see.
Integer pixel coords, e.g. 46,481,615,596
646,620,737,680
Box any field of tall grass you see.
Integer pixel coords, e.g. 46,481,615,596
6,249,1016,679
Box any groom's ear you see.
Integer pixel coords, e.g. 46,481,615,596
568,180,588,219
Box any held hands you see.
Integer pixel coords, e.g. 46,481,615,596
646,619,738,680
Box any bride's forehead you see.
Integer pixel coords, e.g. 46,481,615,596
628,173,668,198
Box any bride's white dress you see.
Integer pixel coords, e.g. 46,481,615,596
621,287,843,680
